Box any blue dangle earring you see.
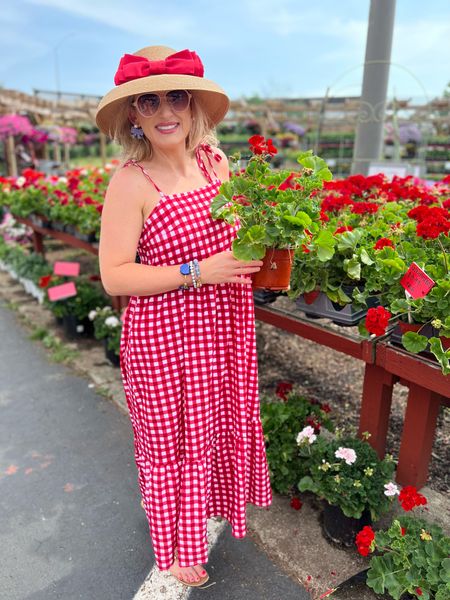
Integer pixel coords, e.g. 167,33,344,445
130,124,144,139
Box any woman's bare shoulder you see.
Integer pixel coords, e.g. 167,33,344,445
208,145,230,180
105,163,160,206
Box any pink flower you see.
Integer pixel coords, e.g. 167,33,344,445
335,447,357,465
384,482,400,496
296,425,317,445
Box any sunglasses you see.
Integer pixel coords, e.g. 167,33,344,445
131,90,192,118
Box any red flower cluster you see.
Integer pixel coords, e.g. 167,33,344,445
306,415,321,432
275,381,293,400
374,237,395,251
248,135,277,156
38,275,52,288
321,194,353,213
365,306,392,336
334,225,353,234
398,486,427,511
278,172,302,191
416,215,450,239
355,526,375,556
290,497,303,510
408,205,450,239
350,201,379,215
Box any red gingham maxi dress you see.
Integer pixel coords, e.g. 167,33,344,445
119,143,272,571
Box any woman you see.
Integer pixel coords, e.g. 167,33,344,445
96,45,272,587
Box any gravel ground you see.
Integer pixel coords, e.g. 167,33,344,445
255,295,450,495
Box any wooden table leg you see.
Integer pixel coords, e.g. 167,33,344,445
396,384,442,489
358,364,396,458
32,230,45,256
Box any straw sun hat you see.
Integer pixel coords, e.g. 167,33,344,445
95,45,230,136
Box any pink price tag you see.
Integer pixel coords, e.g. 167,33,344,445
400,262,435,299
53,261,80,276
47,282,77,301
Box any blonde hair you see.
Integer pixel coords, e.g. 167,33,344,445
111,93,219,164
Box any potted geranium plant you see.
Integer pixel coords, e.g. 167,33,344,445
357,486,450,600
297,432,396,546
42,277,108,338
210,135,332,290
260,382,334,495
88,306,122,366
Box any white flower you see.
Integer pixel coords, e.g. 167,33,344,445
80,168,88,176
104,316,120,328
98,168,104,174
88,310,97,321
16,176,26,188
384,482,400,497
105,163,113,170
58,176,68,184
296,425,317,445
335,447,357,465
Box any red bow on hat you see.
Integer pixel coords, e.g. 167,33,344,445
114,49,204,85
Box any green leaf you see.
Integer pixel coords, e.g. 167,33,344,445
344,256,361,280
360,248,374,265
429,337,450,375
315,230,336,262
402,332,429,354
210,194,230,218
283,211,312,228
298,475,317,493
232,239,265,261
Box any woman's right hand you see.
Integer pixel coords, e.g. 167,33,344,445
200,250,263,285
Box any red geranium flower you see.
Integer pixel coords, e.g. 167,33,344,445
278,172,301,191
416,215,450,239
334,226,353,234
275,381,293,400
248,135,278,156
365,306,392,336
355,526,375,556
265,138,278,156
374,238,395,251
290,497,302,510
38,275,52,288
398,486,427,511
351,201,379,215
320,403,331,413
416,588,423,596
400,527,406,536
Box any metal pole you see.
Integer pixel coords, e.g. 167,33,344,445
351,0,397,175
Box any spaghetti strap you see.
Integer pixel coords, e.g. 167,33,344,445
195,143,222,183
122,159,163,194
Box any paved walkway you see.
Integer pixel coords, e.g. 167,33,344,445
0,302,308,600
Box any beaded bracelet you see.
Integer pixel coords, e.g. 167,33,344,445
193,259,202,288
188,259,203,289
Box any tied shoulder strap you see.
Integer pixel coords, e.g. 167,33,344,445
122,159,163,194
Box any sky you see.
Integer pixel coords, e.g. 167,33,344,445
1,0,449,103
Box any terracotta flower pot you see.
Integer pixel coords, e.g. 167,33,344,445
251,247,294,291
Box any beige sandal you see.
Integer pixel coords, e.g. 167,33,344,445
140,499,144,509
169,548,209,587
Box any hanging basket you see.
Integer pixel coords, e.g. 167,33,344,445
251,247,294,291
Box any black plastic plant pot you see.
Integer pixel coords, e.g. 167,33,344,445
252,289,282,305
322,502,372,547
30,214,51,228
51,220,67,232
74,230,97,243
62,315,93,339
103,339,120,367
